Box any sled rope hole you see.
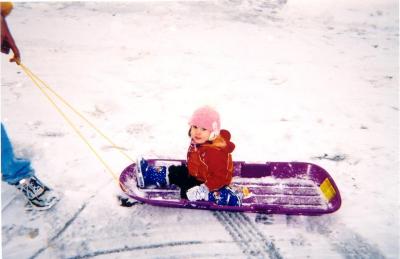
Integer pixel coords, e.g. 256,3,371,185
19,63,134,183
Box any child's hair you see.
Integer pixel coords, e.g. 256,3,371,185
188,106,221,140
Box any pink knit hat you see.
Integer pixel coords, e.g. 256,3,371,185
189,106,221,135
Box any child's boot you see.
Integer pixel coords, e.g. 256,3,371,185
209,186,242,206
136,158,168,188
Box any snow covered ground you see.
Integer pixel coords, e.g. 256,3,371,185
1,0,398,258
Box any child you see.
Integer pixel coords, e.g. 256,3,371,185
137,106,241,206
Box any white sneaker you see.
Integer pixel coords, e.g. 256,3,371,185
16,176,59,210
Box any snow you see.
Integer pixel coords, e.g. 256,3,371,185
1,0,399,258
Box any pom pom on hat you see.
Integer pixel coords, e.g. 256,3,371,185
189,106,221,135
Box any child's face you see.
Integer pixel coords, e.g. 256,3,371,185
190,125,211,144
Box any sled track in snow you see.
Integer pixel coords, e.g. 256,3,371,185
67,240,237,259
29,203,87,259
1,196,18,212
29,180,114,259
69,211,283,259
213,211,283,259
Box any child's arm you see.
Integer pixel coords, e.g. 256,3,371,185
203,149,232,191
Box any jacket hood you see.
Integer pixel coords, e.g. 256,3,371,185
209,129,235,153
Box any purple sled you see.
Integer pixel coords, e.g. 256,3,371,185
119,159,341,215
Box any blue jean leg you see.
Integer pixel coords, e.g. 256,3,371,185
1,124,33,185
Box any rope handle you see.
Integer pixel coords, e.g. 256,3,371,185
19,63,133,184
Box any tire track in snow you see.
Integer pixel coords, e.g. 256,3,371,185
286,216,386,258
213,211,283,259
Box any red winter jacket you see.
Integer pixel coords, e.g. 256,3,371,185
187,129,235,191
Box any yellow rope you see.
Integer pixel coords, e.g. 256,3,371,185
20,64,134,163
19,63,126,184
